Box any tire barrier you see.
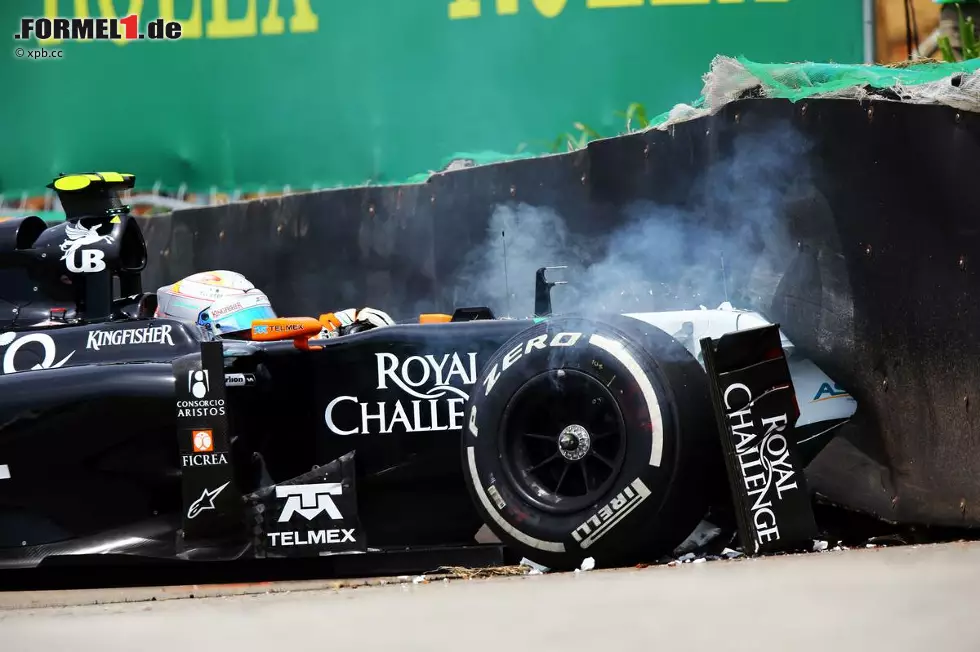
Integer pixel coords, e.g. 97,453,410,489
139,96,980,530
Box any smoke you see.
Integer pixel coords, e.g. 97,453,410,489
450,121,812,319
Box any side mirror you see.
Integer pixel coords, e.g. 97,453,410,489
534,266,568,318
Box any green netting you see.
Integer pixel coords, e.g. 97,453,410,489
650,55,980,130
738,57,980,102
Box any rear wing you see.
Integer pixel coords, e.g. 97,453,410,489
700,324,818,555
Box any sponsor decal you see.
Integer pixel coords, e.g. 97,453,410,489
571,478,651,549
181,452,229,467
254,325,269,335
482,332,582,396
180,285,226,301
0,332,75,374
276,484,344,522
182,426,226,468
210,301,244,320
187,481,230,520
723,382,800,548
267,529,356,547
190,369,210,398
811,382,852,403
175,342,242,541
208,295,270,322
269,495,356,546
700,325,817,555
176,370,227,417
85,325,174,351
224,373,256,387
251,451,365,555
267,323,302,333
324,352,478,435
60,221,113,274
192,429,214,453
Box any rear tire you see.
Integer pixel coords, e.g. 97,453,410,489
461,315,720,570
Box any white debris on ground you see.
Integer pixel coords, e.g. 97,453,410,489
360,534,868,588
664,546,743,567
813,540,858,553
404,526,888,585
575,557,596,573
520,558,550,575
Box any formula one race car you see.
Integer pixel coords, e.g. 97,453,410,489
0,174,858,572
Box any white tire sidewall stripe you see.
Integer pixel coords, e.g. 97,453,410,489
466,446,565,553
588,333,664,467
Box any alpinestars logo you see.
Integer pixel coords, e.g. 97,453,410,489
186,482,230,520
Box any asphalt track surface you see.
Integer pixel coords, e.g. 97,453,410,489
3,542,980,651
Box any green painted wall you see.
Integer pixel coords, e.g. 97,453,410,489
1,0,864,196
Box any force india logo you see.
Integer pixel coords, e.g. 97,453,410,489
324,352,478,435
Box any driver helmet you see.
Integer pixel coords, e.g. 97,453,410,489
155,270,277,338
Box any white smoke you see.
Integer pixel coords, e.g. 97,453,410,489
449,121,811,319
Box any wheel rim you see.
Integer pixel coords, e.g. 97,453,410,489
499,368,628,514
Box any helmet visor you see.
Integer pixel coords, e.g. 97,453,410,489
211,304,278,335
198,293,277,335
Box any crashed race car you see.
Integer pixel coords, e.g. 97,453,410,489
0,173,858,572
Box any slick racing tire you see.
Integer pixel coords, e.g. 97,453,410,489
461,315,719,570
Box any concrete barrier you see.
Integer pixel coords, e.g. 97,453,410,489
139,97,980,530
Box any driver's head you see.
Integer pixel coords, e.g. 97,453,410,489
155,270,276,338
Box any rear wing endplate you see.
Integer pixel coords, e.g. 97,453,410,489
699,324,818,555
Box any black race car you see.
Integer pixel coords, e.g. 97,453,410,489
0,173,857,572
